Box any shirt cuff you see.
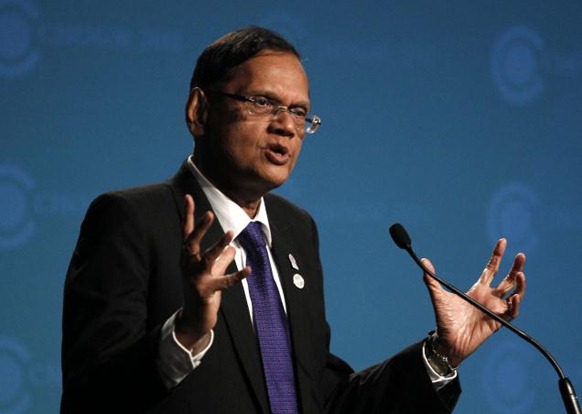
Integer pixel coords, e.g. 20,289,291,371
157,309,214,389
422,340,458,392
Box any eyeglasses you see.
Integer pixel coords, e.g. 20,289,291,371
206,90,321,134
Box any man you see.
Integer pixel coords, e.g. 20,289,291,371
61,26,526,413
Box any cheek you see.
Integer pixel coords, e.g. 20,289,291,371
288,141,304,169
294,138,304,157
220,138,247,165
218,129,258,165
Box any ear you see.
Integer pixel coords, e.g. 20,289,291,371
185,87,208,137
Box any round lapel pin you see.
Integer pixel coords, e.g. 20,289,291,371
293,273,305,289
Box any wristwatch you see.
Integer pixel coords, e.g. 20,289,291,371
425,331,455,377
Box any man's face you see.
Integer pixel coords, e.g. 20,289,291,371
192,51,310,203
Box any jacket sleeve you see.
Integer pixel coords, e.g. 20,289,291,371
61,192,171,413
324,341,461,413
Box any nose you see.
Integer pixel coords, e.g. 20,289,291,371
271,107,297,137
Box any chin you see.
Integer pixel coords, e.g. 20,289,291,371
261,167,293,186
258,175,289,194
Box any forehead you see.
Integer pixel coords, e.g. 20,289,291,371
224,51,309,100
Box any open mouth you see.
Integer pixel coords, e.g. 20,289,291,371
265,143,290,165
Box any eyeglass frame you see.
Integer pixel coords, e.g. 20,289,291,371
204,90,321,134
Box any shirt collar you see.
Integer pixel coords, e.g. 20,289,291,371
186,156,272,247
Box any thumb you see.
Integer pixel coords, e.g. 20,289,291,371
421,258,443,298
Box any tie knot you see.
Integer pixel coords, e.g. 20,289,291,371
238,221,265,251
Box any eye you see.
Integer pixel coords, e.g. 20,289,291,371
251,96,273,108
289,107,307,118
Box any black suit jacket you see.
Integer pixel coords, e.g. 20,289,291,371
61,161,460,413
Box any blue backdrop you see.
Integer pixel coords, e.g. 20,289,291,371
1,1,581,412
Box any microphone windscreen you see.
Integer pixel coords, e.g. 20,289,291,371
389,223,411,250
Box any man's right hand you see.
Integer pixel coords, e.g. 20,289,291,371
175,194,250,354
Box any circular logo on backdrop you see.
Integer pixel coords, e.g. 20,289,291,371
0,337,32,414
0,164,36,249
487,182,539,255
491,25,545,105
0,0,40,78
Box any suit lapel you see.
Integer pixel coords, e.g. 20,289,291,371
269,210,320,413
170,162,269,413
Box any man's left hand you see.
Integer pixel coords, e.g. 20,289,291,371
422,238,526,367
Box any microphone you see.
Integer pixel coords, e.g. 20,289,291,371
388,223,581,414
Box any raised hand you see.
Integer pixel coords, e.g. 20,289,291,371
422,238,526,367
175,194,250,353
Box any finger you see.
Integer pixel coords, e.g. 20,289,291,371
510,252,526,275
202,268,251,293
222,267,251,289
496,277,516,297
421,257,436,275
513,270,526,296
183,195,195,238
478,238,507,286
185,211,215,257
202,231,235,264
199,235,236,273
507,293,522,318
420,258,444,298
495,253,526,296
506,272,526,318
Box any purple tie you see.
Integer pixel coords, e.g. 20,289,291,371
238,222,298,414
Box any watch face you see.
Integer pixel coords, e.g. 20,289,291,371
426,337,453,376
